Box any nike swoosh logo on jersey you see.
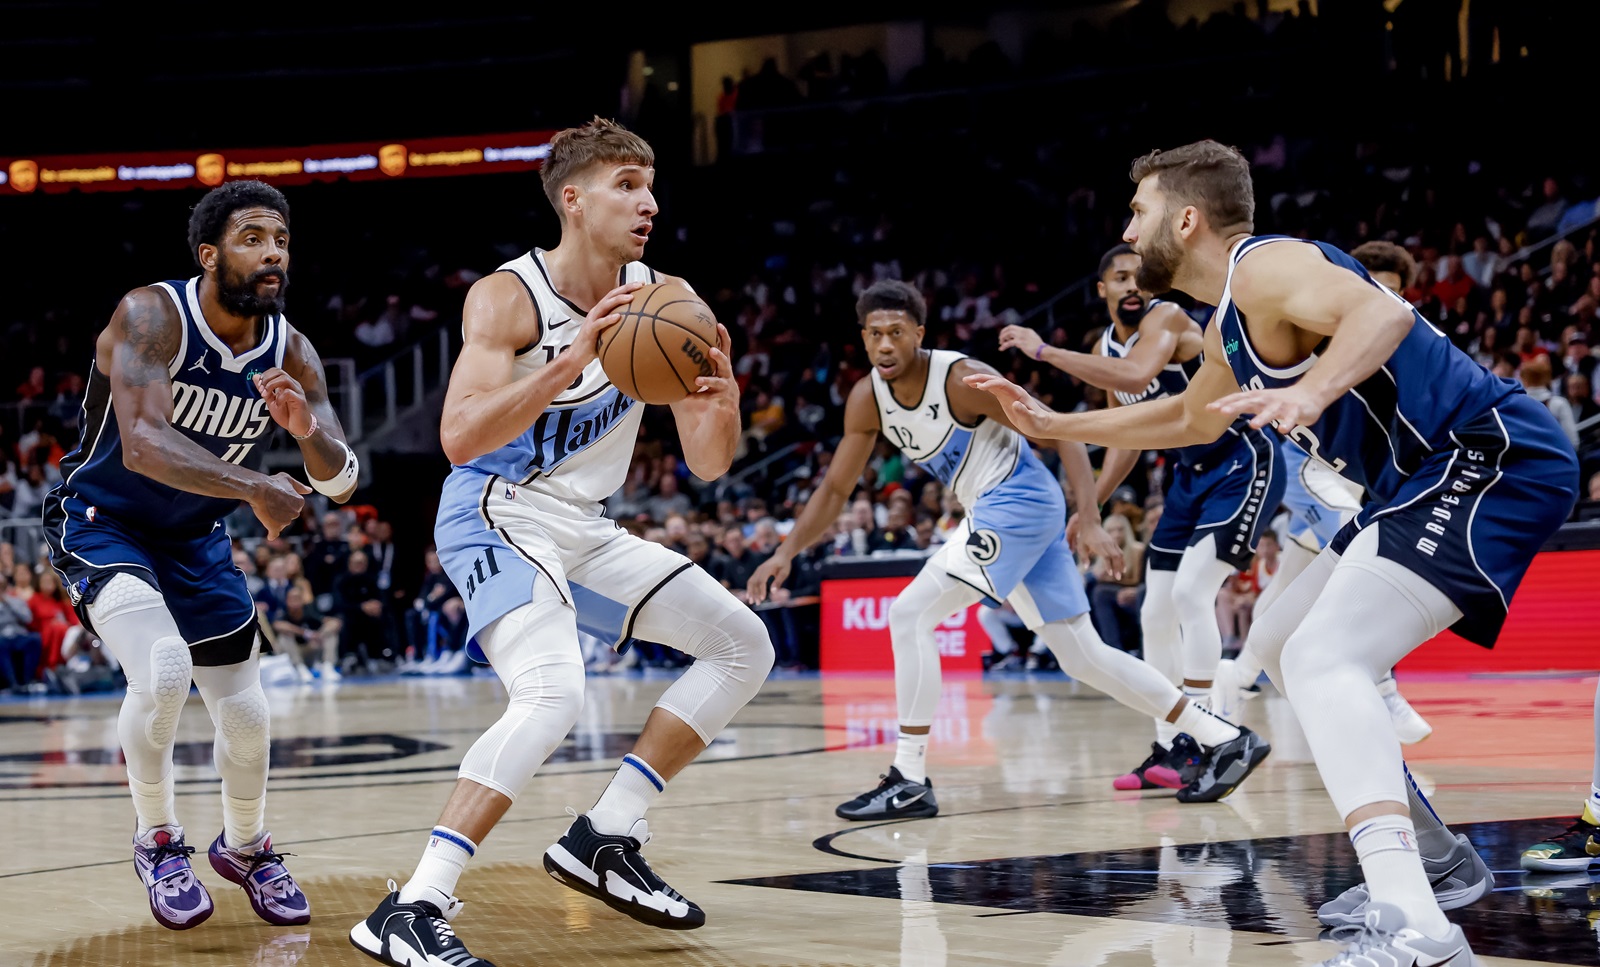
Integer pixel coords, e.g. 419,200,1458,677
890,790,926,809
548,317,571,329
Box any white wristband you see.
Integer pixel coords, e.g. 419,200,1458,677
307,438,359,497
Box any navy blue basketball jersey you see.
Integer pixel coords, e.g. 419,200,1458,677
1099,300,1251,466
1212,236,1519,504
49,277,285,535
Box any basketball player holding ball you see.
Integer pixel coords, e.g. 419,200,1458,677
351,117,773,967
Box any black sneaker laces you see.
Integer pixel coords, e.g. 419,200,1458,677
149,839,197,868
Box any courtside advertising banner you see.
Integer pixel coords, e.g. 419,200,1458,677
2,131,556,195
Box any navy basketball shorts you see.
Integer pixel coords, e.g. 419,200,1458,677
1329,393,1579,648
1147,427,1286,572
44,495,258,666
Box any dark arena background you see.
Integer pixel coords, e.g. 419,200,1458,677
3,3,1600,966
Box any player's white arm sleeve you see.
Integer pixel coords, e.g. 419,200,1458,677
307,438,359,497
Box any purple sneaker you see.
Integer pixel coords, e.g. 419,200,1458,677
133,825,214,930
208,831,311,925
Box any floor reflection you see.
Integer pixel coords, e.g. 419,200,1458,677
731,817,1600,966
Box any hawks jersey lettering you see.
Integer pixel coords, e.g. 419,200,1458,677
869,350,1021,509
46,277,285,535
1213,236,1520,505
462,249,656,503
1099,300,1248,466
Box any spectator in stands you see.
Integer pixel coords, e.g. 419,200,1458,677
1562,330,1597,386
1515,325,1552,366
867,492,918,553
644,471,693,523
710,527,765,601
606,463,653,521
336,549,390,672
1087,512,1144,655
0,450,17,516
1431,254,1475,309
1461,236,1498,289
231,548,263,596
271,579,341,684
1564,373,1600,427
0,565,40,693
29,567,85,690
14,365,47,402
254,555,293,622
303,510,349,612
1521,354,1580,448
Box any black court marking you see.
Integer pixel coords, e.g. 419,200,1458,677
0,738,853,800
729,818,1600,965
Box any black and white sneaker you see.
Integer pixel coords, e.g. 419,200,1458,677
835,766,939,820
543,814,705,930
1177,726,1271,803
349,881,496,966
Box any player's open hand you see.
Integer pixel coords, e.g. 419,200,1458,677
253,368,313,438
1208,384,1327,433
251,472,313,540
747,554,792,606
961,373,1061,438
689,323,739,410
571,282,642,369
1079,519,1124,580
998,324,1043,359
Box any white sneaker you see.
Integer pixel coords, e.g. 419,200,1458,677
1378,675,1432,744
295,664,314,684
316,661,343,682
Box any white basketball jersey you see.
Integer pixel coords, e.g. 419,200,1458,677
461,248,658,504
869,349,1022,509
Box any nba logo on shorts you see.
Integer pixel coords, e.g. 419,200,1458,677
966,529,1002,566
504,483,516,501
85,505,97,522
70,578,88,605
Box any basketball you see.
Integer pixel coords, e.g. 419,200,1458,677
598,281,720,404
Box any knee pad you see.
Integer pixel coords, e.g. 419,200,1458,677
215,685,271,765
459,659,586,801
87,572,167,624
506,659,587,729
655,606,773,743
145,635,193,748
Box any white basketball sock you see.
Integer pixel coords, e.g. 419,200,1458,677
400,826,476,908
588,754,664,836
1351,815,1452,937
1174,701,1242,750
1585,785,1600,826
130,773,178,834
894,731,930,784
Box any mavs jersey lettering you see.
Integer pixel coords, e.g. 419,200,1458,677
1213,236,1517,504
869,350,1022,510
49,277,284,535
462,249,653,503
1099,301,1249,467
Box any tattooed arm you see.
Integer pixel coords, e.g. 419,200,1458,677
103,287,309,536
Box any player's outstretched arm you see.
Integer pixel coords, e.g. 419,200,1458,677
999,305,1187,394
746,379,879,604
106,287,309,536
949,358,1122,576
668,297,741,480
963,323,1238,451
1209,242,1413,431
440,273,636,466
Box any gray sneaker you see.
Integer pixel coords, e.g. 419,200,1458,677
1317,902,1474,966
835,766,938,820
1317,833,1494,927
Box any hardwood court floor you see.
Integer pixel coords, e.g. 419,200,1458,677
1,667,1595,966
